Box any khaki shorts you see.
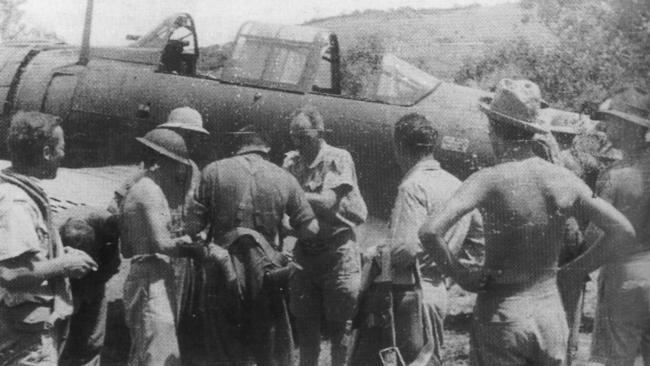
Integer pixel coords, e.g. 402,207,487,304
123,259,180,366
470,280,568,366
591,252,650,366
289,238,361,322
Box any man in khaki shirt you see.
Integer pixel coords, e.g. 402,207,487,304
284,106,367,366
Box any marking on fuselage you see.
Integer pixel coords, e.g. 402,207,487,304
441,136,470,153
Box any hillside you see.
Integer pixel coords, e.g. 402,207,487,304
304,3,554,81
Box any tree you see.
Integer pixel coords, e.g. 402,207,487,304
0,0,26,41
0,0,62,42
340,33,386,98
455,1,649,110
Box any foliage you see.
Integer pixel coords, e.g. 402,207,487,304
339,33,386,98
455,0,650,111
0,0,62,42
0,0,25,40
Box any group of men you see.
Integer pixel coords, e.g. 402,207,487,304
0,77,648,366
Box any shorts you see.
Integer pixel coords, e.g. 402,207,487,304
289,237,361,322
123,259,180,366
470,280,568,366
591,252,650,366
0,306,62,366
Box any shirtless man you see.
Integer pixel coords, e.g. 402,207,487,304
118,128,196,366
418,79,637,365
589,87,650,366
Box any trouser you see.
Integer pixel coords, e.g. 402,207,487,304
59,291,108,366
290,231,361,366
123,258,180,366
350,284,443,366
0,304,64,366
590,251,650,366
470,279,568,366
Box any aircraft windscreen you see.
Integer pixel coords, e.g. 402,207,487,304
230,35,310,85
373,54,440,105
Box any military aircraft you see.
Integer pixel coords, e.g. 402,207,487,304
0,2,591,219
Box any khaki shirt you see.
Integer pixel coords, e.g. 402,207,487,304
194,153,314,246
390,158,484,284
0,182,55,306
283,142,367,242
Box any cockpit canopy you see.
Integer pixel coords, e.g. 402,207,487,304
221,21,440,106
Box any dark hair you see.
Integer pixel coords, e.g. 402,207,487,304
233,125,270,151
394,113,438,157
60,219,96,254
7,111,62,167
290,105,325,131
488,118,535,141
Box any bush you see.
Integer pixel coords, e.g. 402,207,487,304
455,0,649,111
340,33,386,98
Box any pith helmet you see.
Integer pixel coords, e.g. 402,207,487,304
136,128,191,166
594,87,650,128
479,79,550,134
158,107,209,135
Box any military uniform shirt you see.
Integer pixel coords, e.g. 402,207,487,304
390,158,484,284
283,141,367,247
194,152,315,246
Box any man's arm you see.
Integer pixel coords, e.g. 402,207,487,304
0,204,97,289
390,185,426,267
418,171,491,290
285,174,319,239
0,251,97,290
137,182,191,256
563,184,636,275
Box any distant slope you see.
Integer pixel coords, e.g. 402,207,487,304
305,3,554,81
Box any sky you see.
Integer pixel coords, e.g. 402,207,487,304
20,0,515,46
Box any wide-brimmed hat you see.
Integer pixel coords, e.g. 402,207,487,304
136,128,191,165
158,107,209,135
594,87,650,128
479,79,550,134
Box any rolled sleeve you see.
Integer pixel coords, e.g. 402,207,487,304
0,202,42,262
322,154,355,194
390,185,426,265
286,176,316,229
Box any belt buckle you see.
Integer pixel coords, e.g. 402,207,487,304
378,347,405,366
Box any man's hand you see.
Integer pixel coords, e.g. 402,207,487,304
449,262,498,293
176,236,205,258
60,249,98,279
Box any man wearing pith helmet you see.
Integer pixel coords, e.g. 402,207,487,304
418,79,636,366
118,128,199,366
108,108,209,362
588,87,650,366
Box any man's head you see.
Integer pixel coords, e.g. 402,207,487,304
136,128,192,185
229,125,271,155
393,113,438,171
479,79,548,158
60,219,98,258
594,87,650,153
6,111,65,179
289,105,324,157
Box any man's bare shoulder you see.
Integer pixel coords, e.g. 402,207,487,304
125,176,164,207
602,165,645,197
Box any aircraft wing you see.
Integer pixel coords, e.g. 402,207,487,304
0,160,137,214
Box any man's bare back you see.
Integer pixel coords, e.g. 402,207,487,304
477,157,589,288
